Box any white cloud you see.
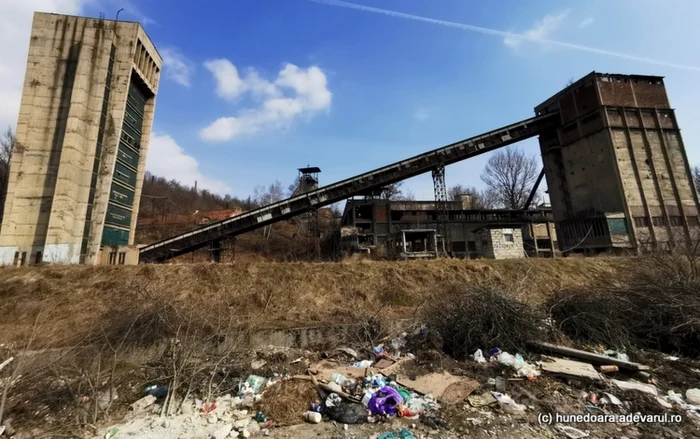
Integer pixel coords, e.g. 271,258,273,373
503,10,570,49
201,61,332,142
414,108,430,121
147,133,231,195
579,17,594,28
160,47,193,87
0,0,88,131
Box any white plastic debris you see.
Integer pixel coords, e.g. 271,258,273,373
556,425,589,439
211,424,233,439
130,395,157,413
686,388,700,405
353,360,373,368
602,392,622,406
491,392,526,414
472,349,486,363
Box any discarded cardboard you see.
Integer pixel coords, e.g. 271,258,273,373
440,379,480,404
531,342,650,371
310,361,373,382
540,356,602,381
396,372,464,398
612,379,658,396
375,358,396,369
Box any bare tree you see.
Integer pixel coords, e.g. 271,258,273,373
481,148,540,209
380,182,404,200
447,185,498,209
693,166,700,193
0,127,15,222
252,181,284,253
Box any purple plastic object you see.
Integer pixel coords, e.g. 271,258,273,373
368,386,404,416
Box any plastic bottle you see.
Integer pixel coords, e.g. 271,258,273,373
304,411,322,423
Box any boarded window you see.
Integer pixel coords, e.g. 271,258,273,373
118,252,126,265
503,228,514,243
608,218,629,235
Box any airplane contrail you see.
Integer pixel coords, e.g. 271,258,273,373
310,0,700,73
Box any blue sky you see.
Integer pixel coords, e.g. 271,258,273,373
2,0,700,201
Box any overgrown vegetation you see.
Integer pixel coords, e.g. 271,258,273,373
426,286,545,360
548,248,700,356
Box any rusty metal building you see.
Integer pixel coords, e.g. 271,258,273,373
536,72,699,253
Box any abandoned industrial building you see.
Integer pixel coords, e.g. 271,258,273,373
339,197,557,259
0,12,695,265
0,12,160,265
536,72,699,254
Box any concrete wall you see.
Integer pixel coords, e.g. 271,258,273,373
475,228,524,259
0,13,160,265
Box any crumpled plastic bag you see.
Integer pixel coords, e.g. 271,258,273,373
368,386,404,416
472,349,486,363
325,394,368,424
492,392,526,414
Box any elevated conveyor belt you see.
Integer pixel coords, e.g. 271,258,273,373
140,112,560,262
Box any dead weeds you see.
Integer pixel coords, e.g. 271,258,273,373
255,379,318,426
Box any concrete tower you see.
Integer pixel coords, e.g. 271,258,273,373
536,72,699,253
0,12,161,265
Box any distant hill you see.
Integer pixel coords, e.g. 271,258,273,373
138,172,252,221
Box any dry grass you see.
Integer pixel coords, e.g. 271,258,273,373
0,257,633,348
255,379,318,426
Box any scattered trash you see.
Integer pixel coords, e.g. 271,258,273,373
251,359,267,370
104,427,118,439
540,357,601,381
599,365,619,374
601,392,622,406
657,396,673,409
375,358,396,369
664,355,680,362
326,397,368,424
531,342,649,371
336,347,359,359
377,428,416,439
490,351,540,380
130,395,157,412
96,388,118,410
144,384,168,399
603,349,630,362
212,424,233,439
440,379,479,404
290,357,304,364
686,388,700,405
239,375,267,396
472,349,486,363
304,411,322,423
368,386,404,416
353,360,373,368
495,377,506,393
612,379,658,396
556,425,589,439
202,402,217,414
468,392,498,407
492,392,526,414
